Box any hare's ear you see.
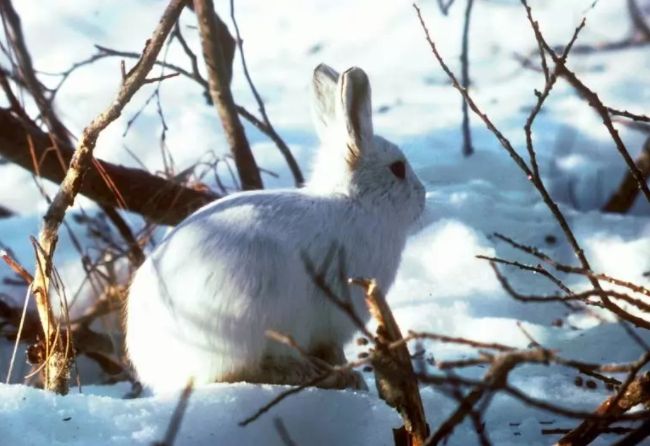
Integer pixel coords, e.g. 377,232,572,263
337,67,374,166
312,63,340,139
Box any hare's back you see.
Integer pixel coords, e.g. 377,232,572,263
170,189,336,246
145,190,339,302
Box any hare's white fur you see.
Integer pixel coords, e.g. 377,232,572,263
126,64,425,392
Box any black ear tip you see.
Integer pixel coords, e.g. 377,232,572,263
314,63,339,82
342,67,369,89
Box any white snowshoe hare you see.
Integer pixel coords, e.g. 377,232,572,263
126,64,425,392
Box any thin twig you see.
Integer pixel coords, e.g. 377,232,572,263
142,72,180,84
418,0,650,330
273,417,298,446
154,379,194,446
487,261,650,314
607,107,650,123
436,0,456,16
460,0,474,156
0,0,72,149
477,254,572,294
229,0,303,186
407,330,515,352
302,249,374,341
628,0,650,39
525,3,650,206
416,371,650,422
522,8,587,180
4,288,31,384
88,43,291,155
492,233,650,298
427,349,553,445
239,372,331,426
0,108,219,226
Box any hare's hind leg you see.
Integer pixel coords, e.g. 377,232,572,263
229,345,367,389
227,354,319,386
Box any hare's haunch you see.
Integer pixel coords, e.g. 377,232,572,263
125,64,425,392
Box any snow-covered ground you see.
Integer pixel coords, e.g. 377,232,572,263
1,0,649,445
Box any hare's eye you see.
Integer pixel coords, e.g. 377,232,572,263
389,161,406,180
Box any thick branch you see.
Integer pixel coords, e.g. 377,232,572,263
0,0,71,147
0,109,218,225
193,0,263,190
352,279,429,446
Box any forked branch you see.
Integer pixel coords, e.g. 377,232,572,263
30,0,188,394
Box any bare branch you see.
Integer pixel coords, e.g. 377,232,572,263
30,0,187,394
436,0,456,16
628,0,650,40
525,7,650,205
414,3,531,177
415,3,601,307
1,249,33,284
229,0,303,186
492,233,650,298
273,417,298,446
142,71,180,84
352,278,429,446
407,330,515,352
414,6,650,441
238,372,331,426
302,249,374,341
487,261,650,315
522,8,587,180
612,418,650,446
427,349,552,445
608,107,650,123
420,0,648,329
460,0,474,156
193,0,263,190
0,109,219,226
89,43,295,168
154,379,194,446
477,253,573,295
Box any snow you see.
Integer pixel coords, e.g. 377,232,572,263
0,382,402,446
1,0,650,444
